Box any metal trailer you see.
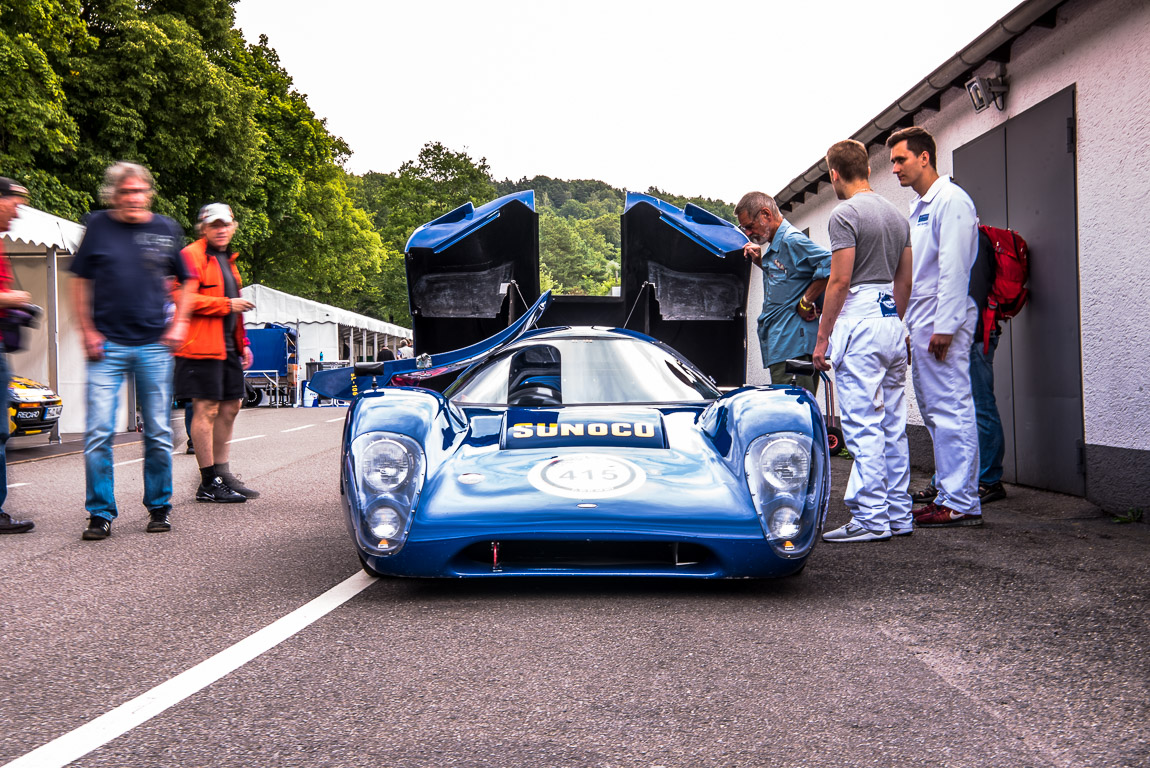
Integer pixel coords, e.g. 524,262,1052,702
243,323,298,407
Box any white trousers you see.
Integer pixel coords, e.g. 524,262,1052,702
906,298,982,515
828,289,912,533
832,285,910,531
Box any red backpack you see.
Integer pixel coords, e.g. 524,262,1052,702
970,225,1029,353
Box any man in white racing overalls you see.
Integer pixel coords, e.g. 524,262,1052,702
814,140,914,542
887,126,982,527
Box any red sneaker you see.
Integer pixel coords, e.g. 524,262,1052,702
913,501,940,521
916,503,983,527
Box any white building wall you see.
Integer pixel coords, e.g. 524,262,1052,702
751,0,1150,448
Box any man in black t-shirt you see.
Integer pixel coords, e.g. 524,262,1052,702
70,162,190,540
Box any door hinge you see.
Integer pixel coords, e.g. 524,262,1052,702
1066,118,1076,154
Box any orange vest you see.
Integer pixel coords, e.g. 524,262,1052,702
174,239,248,360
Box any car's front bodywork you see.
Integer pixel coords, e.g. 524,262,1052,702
8,376,62,437
313,295,830,579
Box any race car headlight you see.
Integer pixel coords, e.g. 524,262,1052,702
768,506,802,540
745,433,816,548
759,437,810,492
351,432,425,555
366,503,405,540
361,438,413,492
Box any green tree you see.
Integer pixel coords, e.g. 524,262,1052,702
350,142,496,321
538,212,614,296
356,142,497,251
645,186,735,223
0,0,94,217
1,0,388,319
57,3,263,228
223,34,383,307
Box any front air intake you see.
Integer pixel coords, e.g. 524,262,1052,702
459,540,712,570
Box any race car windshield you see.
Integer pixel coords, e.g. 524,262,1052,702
447,337,720,405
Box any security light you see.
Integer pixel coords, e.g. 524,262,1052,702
965,75,1008,113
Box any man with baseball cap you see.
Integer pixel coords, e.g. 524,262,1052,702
0,178,36,533
174,202,257,503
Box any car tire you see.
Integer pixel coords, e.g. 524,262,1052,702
358,553,391,579
785,562,807,578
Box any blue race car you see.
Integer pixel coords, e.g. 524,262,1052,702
310,292,831,579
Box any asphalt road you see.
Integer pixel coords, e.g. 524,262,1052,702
1,406,1146,768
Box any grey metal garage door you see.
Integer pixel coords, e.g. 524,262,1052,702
952,86,1084,496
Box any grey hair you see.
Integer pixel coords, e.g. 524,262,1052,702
99,162,154,206
735,191,779,219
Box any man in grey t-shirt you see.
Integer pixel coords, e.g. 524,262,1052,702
814,140,914,543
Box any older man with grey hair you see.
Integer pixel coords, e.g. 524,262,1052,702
70,162,191,540
737,191,832,394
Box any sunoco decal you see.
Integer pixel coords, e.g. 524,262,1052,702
503,408,665,449
528,453,647,499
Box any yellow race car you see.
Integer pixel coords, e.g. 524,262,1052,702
8,375,63,437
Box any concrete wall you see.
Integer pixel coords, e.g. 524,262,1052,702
748,0,1150,510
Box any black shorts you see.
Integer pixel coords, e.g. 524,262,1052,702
175,352,245,401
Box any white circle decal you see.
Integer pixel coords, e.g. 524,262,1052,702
528,454,647,499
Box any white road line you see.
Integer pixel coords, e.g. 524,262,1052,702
113,458,144,467
280,424,315,433
325,417,344,423
226,435,265,444
1,571,377,768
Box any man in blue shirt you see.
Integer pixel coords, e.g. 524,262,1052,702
71,162,191,540
737,192,831,393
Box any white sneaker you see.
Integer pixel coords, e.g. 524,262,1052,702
822,521,892,543
891,524,914,536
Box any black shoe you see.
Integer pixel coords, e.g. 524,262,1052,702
196,477,246,503
146,509,171,533
218,470,259,499
185,440,195,455
0,511,34,534
979,481,1007,503
82,517,112,540
911,484,938,505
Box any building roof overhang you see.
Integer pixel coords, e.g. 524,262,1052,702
774,0,1065,212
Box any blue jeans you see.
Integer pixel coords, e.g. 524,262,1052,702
970,331,1005,485
85,341,174,520
0,348,9,514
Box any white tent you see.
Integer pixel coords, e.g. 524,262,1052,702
240,284,411,367
0,211,413,431
2,205,91,435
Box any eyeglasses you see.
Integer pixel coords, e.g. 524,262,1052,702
739,210,768,232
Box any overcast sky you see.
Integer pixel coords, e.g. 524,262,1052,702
233,0,1021,203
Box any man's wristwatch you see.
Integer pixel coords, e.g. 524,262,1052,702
798,297,814,312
